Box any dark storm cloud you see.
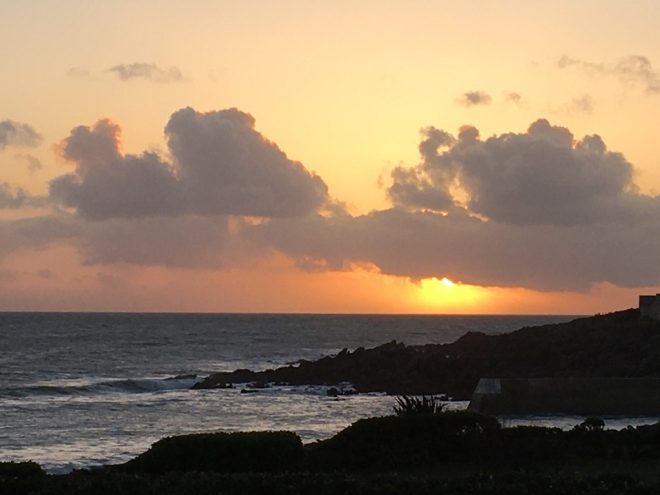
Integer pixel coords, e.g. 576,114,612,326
0,120,42,149
456,91,492,107
49,108,329,219
108,63,184,83
558,55,660,94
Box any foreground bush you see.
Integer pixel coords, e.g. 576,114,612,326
122,431,304,473
306,410,501,470
0,461,45,478
10,471,660,495
0,461,46,495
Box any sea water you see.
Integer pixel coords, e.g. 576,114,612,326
0,312,608,473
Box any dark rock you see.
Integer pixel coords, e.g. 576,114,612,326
194,309,660,399
326,387,339,397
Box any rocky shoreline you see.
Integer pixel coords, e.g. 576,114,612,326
194,309,660,399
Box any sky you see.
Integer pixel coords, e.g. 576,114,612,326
1,0,660,314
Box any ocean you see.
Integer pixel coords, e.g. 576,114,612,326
0,312,624,473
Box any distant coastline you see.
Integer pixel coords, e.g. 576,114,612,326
196,308,660,399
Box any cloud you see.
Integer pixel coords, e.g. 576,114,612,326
15,153,43,173
66,67,90,78
11,113,660,293
566,95,595,115
558,55,660,94
108,63,184,83
0,182,45,209
255,206,660,291
0,120,42,149
49,108,329,219
456,91,492,107
0,216,78,259
504,92,523,105
251,118,660,291
386,119,647,226
0,183,28,209
78,216,233,267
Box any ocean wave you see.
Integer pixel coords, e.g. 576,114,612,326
1,375,200,398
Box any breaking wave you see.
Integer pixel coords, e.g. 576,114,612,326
1,375,200,398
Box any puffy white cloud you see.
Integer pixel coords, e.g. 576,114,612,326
387,119,650,226
165,107,329,217
108,62,184,83
49,108,329,219
50,120,184,219
0,120,41,149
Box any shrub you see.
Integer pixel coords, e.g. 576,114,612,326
306,411,501,470
0,461,46,495
574,417,606,432
0,461,45,478
122,431,304,474
393,395,445,416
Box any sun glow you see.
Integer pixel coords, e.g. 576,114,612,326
418,277,486,311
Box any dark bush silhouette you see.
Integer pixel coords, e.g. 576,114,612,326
0,461,46,495
306,410,501,470
0,461,45,478
393,395,445,416
122,431,303,474
574,417,606,432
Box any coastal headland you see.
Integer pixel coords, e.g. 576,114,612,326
195,308,660,399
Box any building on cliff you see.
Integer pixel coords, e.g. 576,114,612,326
639,294,660,321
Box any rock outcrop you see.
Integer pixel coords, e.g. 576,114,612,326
194,309,660,399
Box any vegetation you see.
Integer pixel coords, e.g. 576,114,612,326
393,395,445,416
7,411,660,493
121,431,303,473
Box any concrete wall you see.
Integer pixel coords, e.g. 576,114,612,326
468,377,660,416
640,294,660,321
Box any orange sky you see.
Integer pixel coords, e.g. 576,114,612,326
1,1,659,313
